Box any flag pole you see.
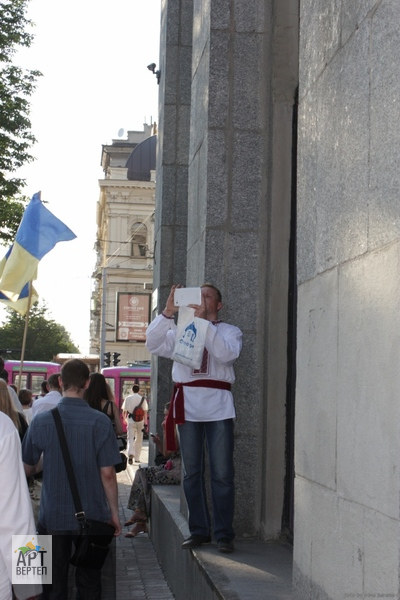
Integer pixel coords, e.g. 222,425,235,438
17,281,34,392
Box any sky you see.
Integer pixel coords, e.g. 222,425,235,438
0,0,161,355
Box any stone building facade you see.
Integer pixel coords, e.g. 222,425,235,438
90,125,156,366
150,0,400,598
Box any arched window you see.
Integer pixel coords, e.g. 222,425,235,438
131,222,147,257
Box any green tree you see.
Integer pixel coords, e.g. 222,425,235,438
0,0,42,242
0,302,79,361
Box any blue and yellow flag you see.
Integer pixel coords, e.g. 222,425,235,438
0,192,76,302
0,282,39,316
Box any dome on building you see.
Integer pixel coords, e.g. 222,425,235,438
126,134,157,181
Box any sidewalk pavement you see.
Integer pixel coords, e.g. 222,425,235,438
62,437,293,600
115,445,175,599
68,439,175,599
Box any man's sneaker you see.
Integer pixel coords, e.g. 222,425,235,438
217,539,235,553
181,535,211,549
128,455,133,465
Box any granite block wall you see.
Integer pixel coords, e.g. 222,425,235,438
295,0,400,596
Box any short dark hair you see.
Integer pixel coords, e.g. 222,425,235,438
47,373,61,390
132,384,140,393
0,369,9,383
61,359,89,391
201,282,222,302
19,388,32,406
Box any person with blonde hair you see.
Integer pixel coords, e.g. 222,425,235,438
0,380,28,441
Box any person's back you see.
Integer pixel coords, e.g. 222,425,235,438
22,358,121,599
19,388,33,425
122,384,148,463
28,399,118,530
31,373,62,417
85,372,124,436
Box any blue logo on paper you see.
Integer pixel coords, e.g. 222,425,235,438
184,322,197,342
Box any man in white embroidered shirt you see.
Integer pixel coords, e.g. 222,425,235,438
146,283,242,553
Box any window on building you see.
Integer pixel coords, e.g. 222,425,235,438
131,222,147,257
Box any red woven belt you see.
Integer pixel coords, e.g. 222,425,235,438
165,379,232,451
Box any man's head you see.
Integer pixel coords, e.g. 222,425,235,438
200,283,223,321
0,357,4,371
132,384,140,393
47,373,61,391
60,359,90,393
19,388,33,407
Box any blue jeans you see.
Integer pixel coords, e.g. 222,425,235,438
37,525,102,600
178,419,235,542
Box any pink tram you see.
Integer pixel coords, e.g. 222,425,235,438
3,360,61,396
101,363,151,434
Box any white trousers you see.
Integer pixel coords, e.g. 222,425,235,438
126,419,144,460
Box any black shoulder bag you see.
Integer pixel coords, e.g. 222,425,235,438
51,408,115,570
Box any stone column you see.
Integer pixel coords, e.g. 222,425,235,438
151,0,194,454
186,0,298,537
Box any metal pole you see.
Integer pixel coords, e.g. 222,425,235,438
100,267,106,369
17,280,34,392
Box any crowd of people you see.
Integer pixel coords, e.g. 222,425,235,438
0,358,180,599
0,281,242,598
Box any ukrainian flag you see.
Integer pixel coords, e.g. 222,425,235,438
0,282,39,316
0,192,76,302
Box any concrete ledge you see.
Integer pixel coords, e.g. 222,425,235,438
150,486,294,600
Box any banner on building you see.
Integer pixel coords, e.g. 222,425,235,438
116,293,150,342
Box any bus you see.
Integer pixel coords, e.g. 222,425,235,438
101,363,151,434
4,361,61,396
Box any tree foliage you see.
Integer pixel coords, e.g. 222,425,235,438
0,0,42,242
0,301,79,361
0,196,25,243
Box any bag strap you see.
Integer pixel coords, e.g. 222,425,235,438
51,407,86,526
132,397,144,413
102,401,112,415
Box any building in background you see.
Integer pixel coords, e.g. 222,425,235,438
90,124,156,367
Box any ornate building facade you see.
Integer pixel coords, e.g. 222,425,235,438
90,124,156,367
